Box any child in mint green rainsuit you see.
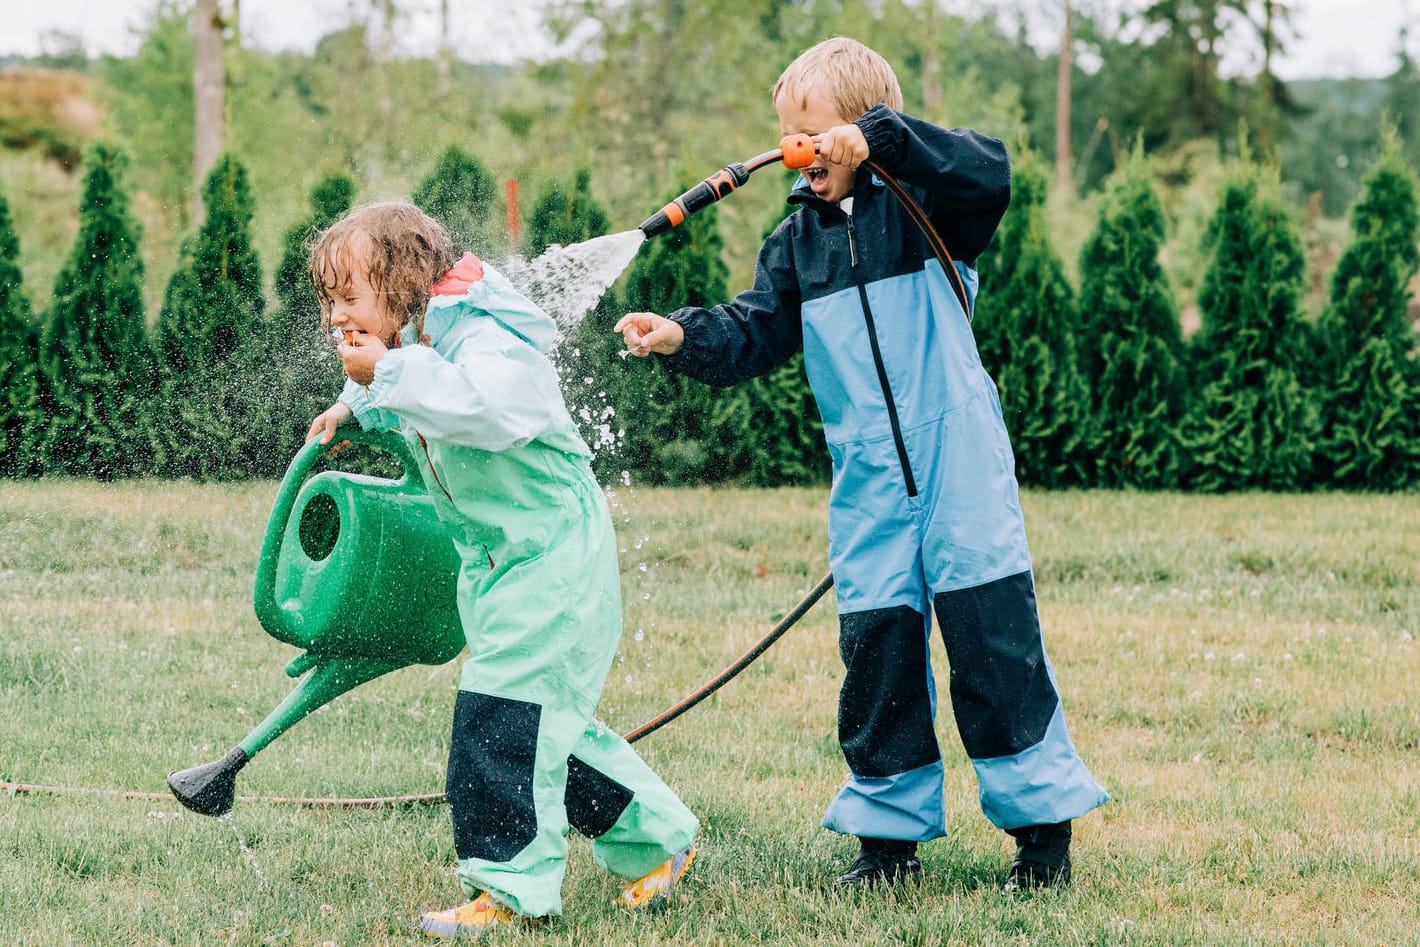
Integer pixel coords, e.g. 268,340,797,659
306,202,697,936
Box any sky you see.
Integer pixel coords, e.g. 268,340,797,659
0,0,1415,80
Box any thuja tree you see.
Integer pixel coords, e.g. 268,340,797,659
974,157,1090,488
521,169,625,471
34,144,157,478
414,145,502,259
1311,135,1420,490
700,187,828,487
156,153,266,478
0,188,38,477
1076,154,1188,488
1177,165,1316,492
243,172,356,474
618,188,730,484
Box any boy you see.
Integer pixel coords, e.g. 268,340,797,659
307,201,698,936
615,38,1107,893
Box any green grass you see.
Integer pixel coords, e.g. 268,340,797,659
1,479,1418,945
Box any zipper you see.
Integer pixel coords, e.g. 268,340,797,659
416,432,455,502
845,213,918,498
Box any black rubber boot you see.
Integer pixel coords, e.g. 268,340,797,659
834,837,923,889
1002,820,1072,893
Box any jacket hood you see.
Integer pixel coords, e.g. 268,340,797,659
414,252,559,354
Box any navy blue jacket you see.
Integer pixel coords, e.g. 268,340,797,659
662,105,1011,503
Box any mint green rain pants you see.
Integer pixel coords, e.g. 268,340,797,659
433,452,698,919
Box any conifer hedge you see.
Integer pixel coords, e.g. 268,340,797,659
1076,154,1188,488
974,157,1090,488
34,144,156,479
1177,166,1317,491
0,188,37,477
156,154,266,479
2,139,1416,492
1312,134,1420,489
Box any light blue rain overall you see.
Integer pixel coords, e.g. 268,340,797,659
661,105,1108,839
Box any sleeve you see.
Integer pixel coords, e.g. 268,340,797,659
340,378,402,432
658,221,804,388
855,104,1012,264
362,317,570,451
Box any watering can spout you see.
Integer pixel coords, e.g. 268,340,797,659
168,746,250,816
638,134,817,239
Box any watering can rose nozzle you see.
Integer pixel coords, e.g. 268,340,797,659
638,134,818,239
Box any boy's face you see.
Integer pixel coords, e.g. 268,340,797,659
776,88,856,203
325,238,400,344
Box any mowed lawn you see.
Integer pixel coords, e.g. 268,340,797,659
1,475,1417,946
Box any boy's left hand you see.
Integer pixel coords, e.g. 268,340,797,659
339,332,388,386
814,123,869,170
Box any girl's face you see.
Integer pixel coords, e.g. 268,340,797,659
776,88,856,203
326,242,400,345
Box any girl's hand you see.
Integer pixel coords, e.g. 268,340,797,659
338,332,389,385
614,312,684,356
307,401,353,445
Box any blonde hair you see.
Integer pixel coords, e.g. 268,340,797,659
310,201,457,343
772,37,903,119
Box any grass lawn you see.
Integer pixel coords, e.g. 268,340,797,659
1,474,1417,945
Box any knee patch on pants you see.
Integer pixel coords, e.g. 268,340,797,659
447,690,541,863
565,754,634,838
934,572,1059,759
838,605,940,777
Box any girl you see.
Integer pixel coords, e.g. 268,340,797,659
307,201,697,937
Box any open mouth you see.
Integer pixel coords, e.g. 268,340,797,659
804,167,829,186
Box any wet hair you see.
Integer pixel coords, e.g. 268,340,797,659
772,37,904,120
309,201,458,343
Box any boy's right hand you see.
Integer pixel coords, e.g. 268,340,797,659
306,401,353,446
614,312,684,356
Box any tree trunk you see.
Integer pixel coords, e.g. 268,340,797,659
192,0,225,205
1055,0,1073,196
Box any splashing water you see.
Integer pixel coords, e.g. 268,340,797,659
221,812,270,888
501,229,646,337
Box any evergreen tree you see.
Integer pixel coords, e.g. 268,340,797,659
521,169,611,257
274,173,355,321
974,156,1091,488
1076,154,1188,488
413,145,503,259
0,188,39,477
710,188,827,488
1177,164,1316,492
1312,135,1420,489
34,144,156,479
617,189,730,484
156,154,266,479
242,172,356,475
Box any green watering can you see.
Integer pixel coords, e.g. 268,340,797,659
168,427,463,816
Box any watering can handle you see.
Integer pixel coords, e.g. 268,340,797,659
251,427,421,637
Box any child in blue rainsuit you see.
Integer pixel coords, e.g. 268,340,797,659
306,201,698,937
616,39,1107,893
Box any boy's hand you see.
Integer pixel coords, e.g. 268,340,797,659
307,401,353,446
338,332,388,385
615,312,684,356
814,123,870,170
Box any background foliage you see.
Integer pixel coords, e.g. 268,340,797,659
0,0,1417,490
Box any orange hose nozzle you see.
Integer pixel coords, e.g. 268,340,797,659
779,134,816,169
